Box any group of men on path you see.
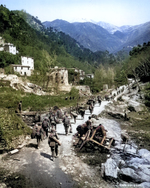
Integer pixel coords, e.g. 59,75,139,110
75,116,107,148
32,108,72,160
32,95,105,160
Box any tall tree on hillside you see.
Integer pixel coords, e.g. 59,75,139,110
93,64,116,90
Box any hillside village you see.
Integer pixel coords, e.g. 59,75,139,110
0,36,92,95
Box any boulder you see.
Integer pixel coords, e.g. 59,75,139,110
104,158,118,179
127,157,150,166
138,149,150,163
128,100,145,112
119,161,150,183
123,144,138,155
107,111,124,119
139,182,150,188
137,170,150,183
119,168,139,182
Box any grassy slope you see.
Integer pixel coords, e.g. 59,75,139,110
0,84,81,150
126,111,150,150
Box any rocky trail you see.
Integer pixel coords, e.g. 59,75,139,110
0,102,111,188
1,85,150,188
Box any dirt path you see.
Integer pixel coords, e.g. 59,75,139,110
0,102,111,188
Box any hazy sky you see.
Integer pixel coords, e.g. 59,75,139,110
1,0,150,26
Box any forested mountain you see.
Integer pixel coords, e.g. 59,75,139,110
16,10,122,64
0,6,126,75
43,19,122,53
0,6,95,74
43,19,150,54
113,21,150,53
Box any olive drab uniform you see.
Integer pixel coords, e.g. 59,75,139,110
35,124,43,149
86,117,92,130
62,115,72,135
56,109,63,119
76,124,89,137
94,124,106,142
48,130,60,160
18,101,22,113
97,96,101,106
89,104,93,114
42,118,49,138
49,113,58,130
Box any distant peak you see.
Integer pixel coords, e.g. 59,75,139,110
69,18,96,23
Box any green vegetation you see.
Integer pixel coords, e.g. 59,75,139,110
0,51,20,68
0,108,31,150
0,85,80,150
144,83,150,107
1,5,150,152
0,5,129,89
0,86,80,111
93,64,116,90
123,111,150,150
22,91,79,111
0,5,95,74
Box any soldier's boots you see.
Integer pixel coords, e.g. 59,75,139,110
51,151,55,161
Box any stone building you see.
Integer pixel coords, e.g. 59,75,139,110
47,67,71,92
47,67,91,94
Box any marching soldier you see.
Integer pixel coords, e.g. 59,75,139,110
62,114,72,135
48,129,61,161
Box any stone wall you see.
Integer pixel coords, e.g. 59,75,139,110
47,67,71,92
75,85,91,96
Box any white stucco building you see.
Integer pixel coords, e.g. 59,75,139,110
4,43,18,55
0,37,5,52
0,37,18,55
74,68,85,80
21,56,34,70
11,57,34,76
86,74,94,79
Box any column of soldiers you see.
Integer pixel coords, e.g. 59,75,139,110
31,96,106,160
75,96,107,146
32,107,72,160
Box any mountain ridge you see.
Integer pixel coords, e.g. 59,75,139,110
43,19,122,53
43,19,150,53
